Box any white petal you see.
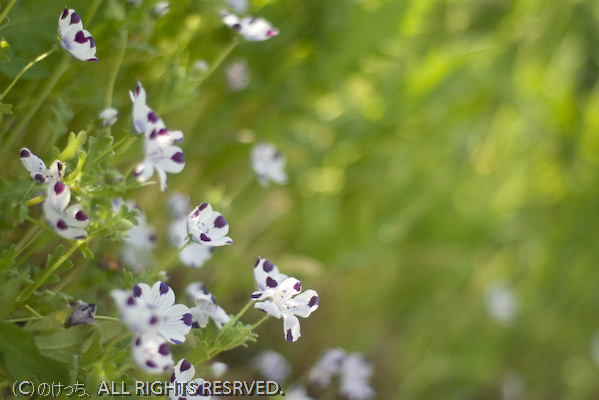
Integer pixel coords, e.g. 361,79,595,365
65,204,90,229
282,313,301,342
46,181,71,213
286,289,319,318
134,159,155,182
132,334,174,374
20,148,46,178
172,359,196,383
179,243,213,268
254,300,281,319
161,304,193,344
58,8,83,37
275,277,302,305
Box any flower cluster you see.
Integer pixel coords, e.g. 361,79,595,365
221,11,279,42
20,148,64,184
186,283,230,329
43,181,89,240
58,8,97,62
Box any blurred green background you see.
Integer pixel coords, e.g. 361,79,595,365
3,0,599,398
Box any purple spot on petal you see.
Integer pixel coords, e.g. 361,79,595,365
192,208,200,218
171,372,176,383
182,313,193,326
57,162,63,174
61,8,69,20
232,23,242,31
70,12,81,25
148,112,160,123
20,149,30,158
266,277,278,288
308,296,319,308
255,257,260,268
146,360,157,368
35,174,46,183
135,336,141,346
171,152,185,164
149,129,158,139
267,29,278,37
171,339,182,345
158,128,169,136
213,215,227,228
251,293,261,299
180,360,192,372
54,181,66,195
286,329,293,342
199,203,209,211
192,322,200,329
211,295,217,303
74,30,88,44
159,282,169,295
75,235,86,239
57,219,68,230
200,233,211,242
127,296,136,306
133,285,142,297
136,83,142,96
89,36,96,48
149,315,159,325
158,343,170,355
263,260,274,272
293,282,302,292
75,210,88,221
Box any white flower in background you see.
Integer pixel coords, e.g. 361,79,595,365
130,82,167,135
485,281,518,326
501,372,524,400
339,354,374,400
253,257,288,291
251,273,319,342
98,108,119,127
111,281,193,344
285,385,314,400
193,59,209,74
221,11,279,42
225,0,248,14
252,350,292,382
186,283,230,329
225,59,250,92
187,203,233,246
132,333,174,374
152,1,170,17
209,362,228,378
251,142,287,186
43,181,89,240
309,348,347,387
134,128,185,192
169,215,214,268
58,8,97,62
20,148,64,184
169,359,210,400
112,199,157,271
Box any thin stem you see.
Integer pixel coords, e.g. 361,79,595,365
24,304,42,317
209,315,269,358
0,47,57,100
0,0,18,27
95,315,121,322
196,37,240,86
161,236,193,270
25,194,45,207
105,30,128,108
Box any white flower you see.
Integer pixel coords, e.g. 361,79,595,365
209,362,228,378
111,281,193,344
169,216,214,268
129,82,167,135
169,359,210,399
20,148,64,184
339,354,374,400
43,181,89,240
285,385,314,400
225,0,248,14
251,272,319,342
58,8,97,62
186,283,230,329
253,257,288,291
98,108,119,127
251,142,287,186
132,333,174,374
225,59,250,92
221,11,279,42
187,203,232,246
485,281,518,326
252,350,291,382
134,127,185,192
112,199,157,271
152,1,170,17
309,348,347,387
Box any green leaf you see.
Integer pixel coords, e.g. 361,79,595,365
34,324,96,364
0,272,31,318
0,100,12,114
79,327,103,367
79,242,95,259
58,131,88,161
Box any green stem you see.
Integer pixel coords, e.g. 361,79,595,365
0,0,18,26
105,30,128,109
0,47,57,100
209,315,269,358
161,237,193,270
196,37,240,86
94,315,121,322
24,304,42,317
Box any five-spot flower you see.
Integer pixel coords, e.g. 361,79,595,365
20,148,64,184
221,11,279,42
186,283,230,329
169,359,210,400
58,8,97,62
43,181,89,240
251,142,287,186
98,108,119,127
187,203,233,246
130,82,167,135
134,128,185,192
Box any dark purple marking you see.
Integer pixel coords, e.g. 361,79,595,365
70,12,81,25
211,295,217,304
20,149,30,158
180,359,192,372
263,260,274,272
54,181,66,195
226,240,233,245
61,8,69,20
89,36,95,48
200,285,209,294
213,215,227,228
171,152,185,164
308,296,319,308
148,112,160,123
199,203,209,211
182,313,193,326
159,282,170,295
267,29,277,37
200,233,211,242
251,293,261,299
57,162,63,173
158,128,169,136
170,372,176,383
135,336,141,346
192,322,200,329
255,257,261,267
149,234,157,243
146,360,157,368
286,329,293,342
293,282,302,292
149,129,158,139
266,277,278,288
149,315,159,325
232,23,242,31
75,211,88,221
127,296,136,306
191,208,200,218
136,83,142,96
35,174,46,183
158,343,170,356
74,30,88,44
75,235,86,239
133,285,142,297
171,339,182,345
57,219,68,230
134,167,143,177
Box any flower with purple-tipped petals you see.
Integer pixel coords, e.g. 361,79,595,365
254,257,288,291
112,199,157,271
252,350,291,382
58,8,97,62
132,333,174,374
43,181,89,240
186,283,230,329
221,11,279,42
339,354,374,400
169,359,211,399
98,108,119,127
251,142,287,186
309,348,347,387
134,127,185,192
20,148,64,184
187,203,232,247
168,203,214,268
130,82,167,135
251,268,318,342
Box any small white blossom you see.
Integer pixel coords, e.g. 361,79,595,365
130,82,168,135
309,348,347,387
98,108,119,127
152,1,170,17
285,385,314,400
221,11,279,42
112,199,157,271
252,350,291,382
225,59,250,92
43,181,89,240
169,216,214,268
251,263,318,342
186,283,230,329
339,354,374,400
169,359,211,399
187,203,232,246
210,362,228,378
20,148,64,184
58,8,97,62
225,0,248,14
132,333,174,374
485,281,518,326
251,142,287,186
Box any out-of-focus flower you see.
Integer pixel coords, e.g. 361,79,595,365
98,108,119,127
43,181,89,240
225,59,250,91
20,148,64,184
112,199,157,271
169,214,214,268
67,300,96,326
186,283,230,329
252,350,291,382
485,281,518,326
187,203,232,246
309,348,347,387
130,82,167,135
132,333,174,374
225,0,248,14
251,274,319,342
210,362,228,378
221,11,278,42
152,1,170,17
339,354,374,400
285,385,314,400
134,128,185,192
501,372,524,400
251,142,287,186
58,8,97,62
169,359,210,399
